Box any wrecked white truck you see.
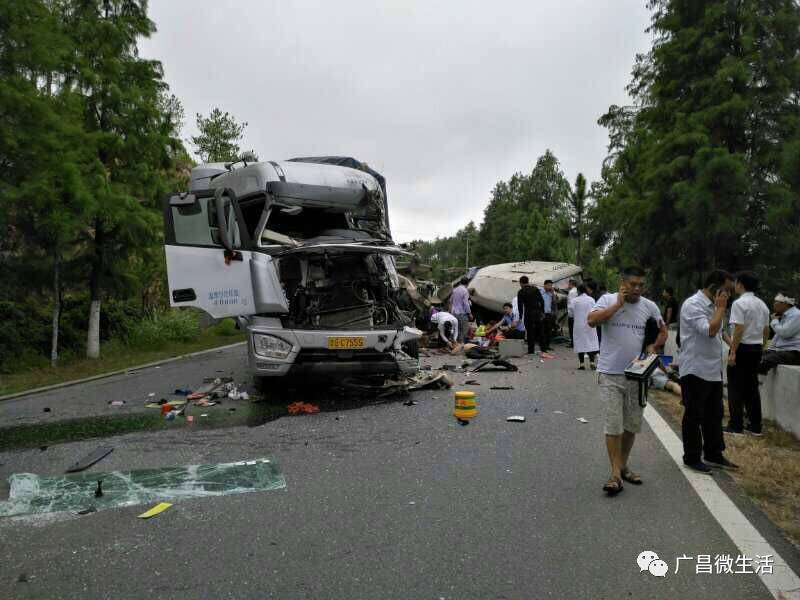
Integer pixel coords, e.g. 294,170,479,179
163,156,421,389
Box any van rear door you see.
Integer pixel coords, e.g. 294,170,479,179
162,190,260,319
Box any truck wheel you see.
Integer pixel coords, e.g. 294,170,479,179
402,339,420,359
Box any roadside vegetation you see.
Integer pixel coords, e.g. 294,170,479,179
0,315,243,397
651,391,800,548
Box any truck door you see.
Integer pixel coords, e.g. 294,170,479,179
163,189,257,318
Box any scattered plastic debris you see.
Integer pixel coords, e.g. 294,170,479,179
576,417,589,423
403,400,417,406
490,386,514,390
77,506,96,515
43,407,51,413
200,414,209,417
553,410,565,414
464,380,480,386
138,502,172,519
506,416,526,422
288,402,320,415
174,389,192,396
147,393,155,397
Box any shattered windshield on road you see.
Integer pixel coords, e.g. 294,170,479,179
0,458,286,518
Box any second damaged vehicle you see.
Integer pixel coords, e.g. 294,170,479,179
162,156,421,389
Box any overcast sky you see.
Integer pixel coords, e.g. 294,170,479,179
140,1,652,242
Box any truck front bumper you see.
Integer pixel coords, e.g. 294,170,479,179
247,325,420,378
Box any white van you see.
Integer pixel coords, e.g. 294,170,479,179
163,157,421,389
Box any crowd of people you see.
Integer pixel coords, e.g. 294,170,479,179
428,267,799,497
422,266,800,495
586,267,799,495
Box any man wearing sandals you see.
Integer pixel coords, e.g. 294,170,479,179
588,266,667,495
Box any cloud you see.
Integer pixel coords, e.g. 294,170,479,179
140,0,652,241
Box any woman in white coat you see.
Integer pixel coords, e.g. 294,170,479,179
572,284,600,370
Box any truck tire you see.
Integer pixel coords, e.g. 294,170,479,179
402,339,420,359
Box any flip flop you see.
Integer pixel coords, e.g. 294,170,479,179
603,477,624,495
621,468,643,485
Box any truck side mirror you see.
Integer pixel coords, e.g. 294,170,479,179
214,188,234,252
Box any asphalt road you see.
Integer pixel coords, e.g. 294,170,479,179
1,344,798,599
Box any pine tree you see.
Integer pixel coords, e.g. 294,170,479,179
63,0,175,358
597,0,800,294
191,108,251,163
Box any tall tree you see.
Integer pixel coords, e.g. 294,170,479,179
64,0,176,358
475,150,574,265
567,173,589,266
596,0,800,295
0,0,93,366
191,108,251,163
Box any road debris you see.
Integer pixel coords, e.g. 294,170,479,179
65,446,114,474
464,380,480,386
138,502,172,519
108,400,125,406
472,358,519,373
576,417,589,423
288,402,320,415
77,506,96,515
0,458,286,517
490,386,514,390
43,407,51,413
506,415,526,422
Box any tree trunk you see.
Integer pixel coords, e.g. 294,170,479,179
87,221,104,359
50,252,61,368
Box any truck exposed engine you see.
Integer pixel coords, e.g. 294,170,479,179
162,157,421,389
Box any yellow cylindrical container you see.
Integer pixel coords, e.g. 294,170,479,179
454,390,478,422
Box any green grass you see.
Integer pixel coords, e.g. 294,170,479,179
0,323,245,397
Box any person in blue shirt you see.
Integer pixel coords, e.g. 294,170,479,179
759,293,800,374
487,303,525,339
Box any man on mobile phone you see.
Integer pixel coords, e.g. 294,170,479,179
679,270,738,473
588,266,667,495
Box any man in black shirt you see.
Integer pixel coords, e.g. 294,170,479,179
662,287,679,326
517,276,545,354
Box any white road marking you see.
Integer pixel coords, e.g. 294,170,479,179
644,405,800,599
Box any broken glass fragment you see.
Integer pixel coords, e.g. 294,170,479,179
0,458,285,517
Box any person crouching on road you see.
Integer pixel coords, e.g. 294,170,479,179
759,293,800,374
588,266,667,495
679,270,738,473
725,272,770,437
572,284,599,370
486,303,525,339
430,310,459,352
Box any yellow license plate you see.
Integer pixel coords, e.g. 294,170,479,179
327,336,365,350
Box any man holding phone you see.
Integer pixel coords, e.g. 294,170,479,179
588,266,667,495
679,270,737,473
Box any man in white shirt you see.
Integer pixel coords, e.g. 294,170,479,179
679,270,737,473
567,279,579,347
430,310,458,349
588,266,667,495
726,272,770,436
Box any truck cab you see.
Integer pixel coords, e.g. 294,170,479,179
162,157,421,388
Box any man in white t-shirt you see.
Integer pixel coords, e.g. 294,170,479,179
588,266,667,495
430,310,458,350
726,272,770,436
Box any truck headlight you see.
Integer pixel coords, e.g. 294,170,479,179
252,334,293,359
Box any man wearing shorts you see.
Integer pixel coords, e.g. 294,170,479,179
588,266,667,495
